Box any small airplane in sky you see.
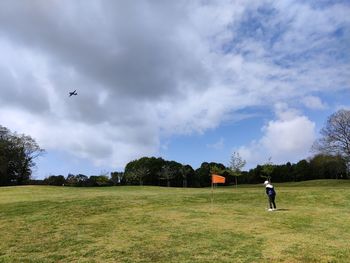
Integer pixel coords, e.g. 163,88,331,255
69,90,77,97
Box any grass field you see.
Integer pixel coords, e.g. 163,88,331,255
1,180,350,263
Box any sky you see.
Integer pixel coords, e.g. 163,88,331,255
0,0,349,179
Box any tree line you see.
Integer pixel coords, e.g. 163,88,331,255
240,154,348,184
42,173,118,187
39,153,348,187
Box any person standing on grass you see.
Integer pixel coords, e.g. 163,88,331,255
264,180,277,211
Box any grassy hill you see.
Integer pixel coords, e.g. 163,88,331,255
1,180,349,262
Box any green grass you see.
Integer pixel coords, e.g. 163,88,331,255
0,180,350,262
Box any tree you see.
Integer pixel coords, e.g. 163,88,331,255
44,175,66,186
294,160,311,181
179,165,193,188
0,125,44,186
110,171,124,185
75,174,89,186
227,152,246,187
183,165,196,187
261,158,274,182
195,162,226,187
134,166,150,186
195,162,211,187
125,164,150,186
313,109,350,169
309,154,347,180
66,173,78,186
124,157,167,186
210,165,224,175
88,175,111,186
159,164,175,187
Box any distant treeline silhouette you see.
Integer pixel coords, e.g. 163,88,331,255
36,154,348,187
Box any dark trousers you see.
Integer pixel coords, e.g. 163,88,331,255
268,195,276,209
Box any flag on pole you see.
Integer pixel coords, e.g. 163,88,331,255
211,174,225,209
212,174,225,184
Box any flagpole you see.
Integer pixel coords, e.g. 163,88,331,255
211,180,213,207
211,174,214,213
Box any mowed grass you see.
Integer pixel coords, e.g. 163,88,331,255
1,180,350,263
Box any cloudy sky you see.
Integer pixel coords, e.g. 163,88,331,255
0,0,349,178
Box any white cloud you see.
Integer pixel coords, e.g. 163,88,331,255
207,138,225,150
301,96,328,110
0,106,159,168
238,106,316,168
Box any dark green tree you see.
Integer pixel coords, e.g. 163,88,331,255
44,175,66,186
124,162,150,185
0,125,44,186
75,174,89,186
293,160,311,181
309,154,347,180
110,171,124,185
135,166,150,186
195,162,226,187
124,157,166,185
88,175,111,186
159,164,176,187
179,165,194,188
66,174,77,186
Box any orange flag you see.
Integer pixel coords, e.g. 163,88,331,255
212,174,225,184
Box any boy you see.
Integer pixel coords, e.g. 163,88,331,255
264,180,277,211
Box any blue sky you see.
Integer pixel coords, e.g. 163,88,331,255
0,0,349,178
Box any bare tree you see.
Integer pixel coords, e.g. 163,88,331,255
228,152,246,187
313,109,350,166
